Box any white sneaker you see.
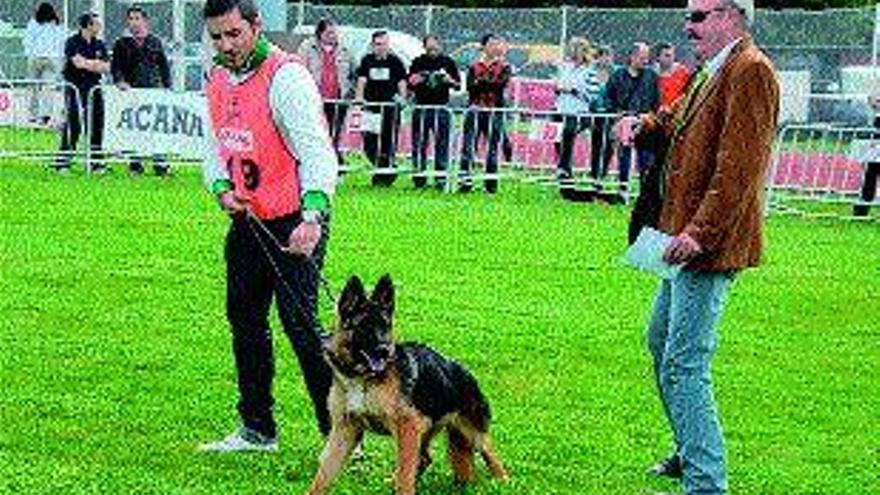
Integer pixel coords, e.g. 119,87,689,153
198,427,278,453
350,440,365,462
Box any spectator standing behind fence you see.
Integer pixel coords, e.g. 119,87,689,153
297,19,355,168
655,42,691,112
588,44,618,190
554,37,601,198
459,34,512,194
623,0,779,492
55,12,109,174
407,34,460,190
354,30,407,187
111,6,172,177
23,2,66,126
854,93,880,217
606,42,660,202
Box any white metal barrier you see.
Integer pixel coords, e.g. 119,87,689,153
0,79,80,166
325,98,625,193
769,123,879,218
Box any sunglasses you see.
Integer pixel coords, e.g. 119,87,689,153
685,7,730,23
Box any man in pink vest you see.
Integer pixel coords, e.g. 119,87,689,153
197,0,338,453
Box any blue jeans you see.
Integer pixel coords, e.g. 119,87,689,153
617,145,654,188
411,107,451,188
459,108,506,192
647,269,735,495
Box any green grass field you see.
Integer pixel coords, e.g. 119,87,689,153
1,161,878,494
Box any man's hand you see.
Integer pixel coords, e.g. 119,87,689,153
71,54,87,69
287,221,322,257
663,232,702,265
218,190,248,214
615,115,641,146
408,73,424,86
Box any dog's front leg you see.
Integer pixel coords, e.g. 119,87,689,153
392,414,428,495
305,421,359,495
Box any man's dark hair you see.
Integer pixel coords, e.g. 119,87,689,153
315,18,335,38
371,30,388,42
35,2,60,24
596,44,613,58
654,42,674,57
126,6,147,19
202,0,259,23
422,34,440,46
78,12,98,29
481,33,497,47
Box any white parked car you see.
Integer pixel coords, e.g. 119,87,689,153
289,24,424,68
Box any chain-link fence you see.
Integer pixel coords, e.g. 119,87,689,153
287,3,879,90
0,1,878,123
1,2,877,85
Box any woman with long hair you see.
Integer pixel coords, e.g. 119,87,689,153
23,2,67,124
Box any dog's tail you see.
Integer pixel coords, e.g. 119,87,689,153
451,364,509,482
454,364,491,433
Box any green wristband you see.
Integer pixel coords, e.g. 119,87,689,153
302,190,331,214
211,179,233,196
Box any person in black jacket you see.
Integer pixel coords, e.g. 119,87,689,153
853,94,879,217
355,30,408,187
111,6,172,176
458,34,512,194
605,42,660,202
55,12,109,173
407,35,460,190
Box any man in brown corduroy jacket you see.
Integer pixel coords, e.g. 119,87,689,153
624,1,780,494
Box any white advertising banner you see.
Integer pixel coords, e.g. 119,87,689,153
103,87,209,160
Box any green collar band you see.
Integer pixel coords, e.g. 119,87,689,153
214,35,271,75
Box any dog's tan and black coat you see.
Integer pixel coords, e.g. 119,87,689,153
305,275,508,495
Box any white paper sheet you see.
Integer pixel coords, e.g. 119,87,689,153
624,227,684,280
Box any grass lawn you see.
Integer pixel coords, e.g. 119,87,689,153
1,160,878,494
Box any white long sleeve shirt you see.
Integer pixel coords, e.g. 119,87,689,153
23,19,66,59
555,61,602,115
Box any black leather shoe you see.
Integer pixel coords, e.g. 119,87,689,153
560,187,595,202
647,454,683,479
596,191,627,205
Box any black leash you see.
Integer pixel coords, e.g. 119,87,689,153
243,209,337,314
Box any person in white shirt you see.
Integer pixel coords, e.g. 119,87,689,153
23,2,67,124
554,37,601,196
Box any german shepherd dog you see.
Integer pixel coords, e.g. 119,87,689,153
305,275,508,495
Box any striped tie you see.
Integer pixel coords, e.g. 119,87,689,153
660,65,710,198
673,65,710,134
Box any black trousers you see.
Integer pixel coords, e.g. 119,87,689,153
557,114,592,180
589,114,615,185
856,162,879,214
363,104,400,186
58,85,104,167
224,213,333,438
411,107,451,188
459,108,506,192
323,101,348,165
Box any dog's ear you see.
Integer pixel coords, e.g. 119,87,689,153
339,275,366,319
370,274,395,319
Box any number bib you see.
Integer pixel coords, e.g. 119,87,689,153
207,51,303,220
